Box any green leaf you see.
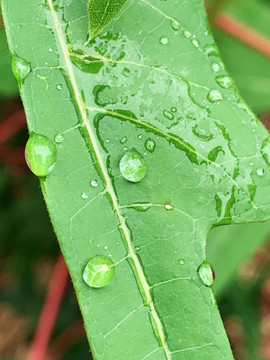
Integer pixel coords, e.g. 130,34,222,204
88,0,127,38
213,0,270,113
0,29,18,96
2,0,270,359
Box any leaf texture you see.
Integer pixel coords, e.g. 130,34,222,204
2,0,270,359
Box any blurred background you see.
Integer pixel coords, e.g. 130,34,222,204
1,0,270,359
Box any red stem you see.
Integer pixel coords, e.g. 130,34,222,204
0,109,26,143
215,13,270,59
27,255,69,360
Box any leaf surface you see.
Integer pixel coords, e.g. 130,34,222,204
88,0,127,38
0,30,18,96
2,0,270,359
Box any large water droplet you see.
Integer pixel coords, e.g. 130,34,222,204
83,255,115,288
120,149,147,183
11,54,31,85
160,37,168,45
145,138,156,153
25,133,57,177
215,75,233,89
207,90,223,103
198,260,215,287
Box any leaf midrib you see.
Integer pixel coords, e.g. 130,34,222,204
46,0,171,358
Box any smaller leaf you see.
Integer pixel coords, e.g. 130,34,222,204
88,0,127,38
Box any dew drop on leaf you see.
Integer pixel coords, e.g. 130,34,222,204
215,75,233,89
90,179,98,187
178,259,185,265
56,84,63,90
11,54,31,85
54,133,64,143
171,20,181,30
81,192,88,199
163,110,174,120
120,137,127,144
165,204,173,210
25,133,57,177
211,63,220,73
257,168,264,176
192,39,199,48
198,260,215,287
207,90,223,103
83,256,115,288
145,138,156,153
184,31,191,38
160,37,168,45
122,67,131,77
120,149,147,183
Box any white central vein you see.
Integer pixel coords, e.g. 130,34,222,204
47,1,171,358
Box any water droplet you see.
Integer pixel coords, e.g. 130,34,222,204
54,133,64,143
165,204,173,210
83,256,115,288
120,149,147,183
184,31,191,38
171,20,181,30
207,90,223,103
104,245,108,250
178,259,185,265
25,133,57,177
171,107,177,113
120,137,127,144
257,168,264,176
215,75,233,89
81,192,88,199
11,54,31,85
192,39,199,48
48,48,53,53
56,84,63,90
90,179,98,187
145,138,156,153
163,110,174,120
198,260,215,287
160,37,168,45
138,134,143,140
211,63,220,73
204,44,218,56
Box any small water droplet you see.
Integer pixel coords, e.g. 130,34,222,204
48,48,53,53
104,245,108,250
249,161,253,167
25,133,57,177
120,137,127,144
211,63,220,73
120,149,147,183
257,168,264,176
204,44,218,56
145,138,156,153
207,89,223,103
11,54,31,85
163,110,174,120
83,256,115,288
171,20,181,30
56,84,63,90
54,133,64,143
91,179,98,187
171,107,177,113
192,39,199,48
165,204,173,210
138,134,143,140
81,192,88,199
178,259,185,265
160,37,168,45
215,75,233,89
184,31,191,38
198,260,215,287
